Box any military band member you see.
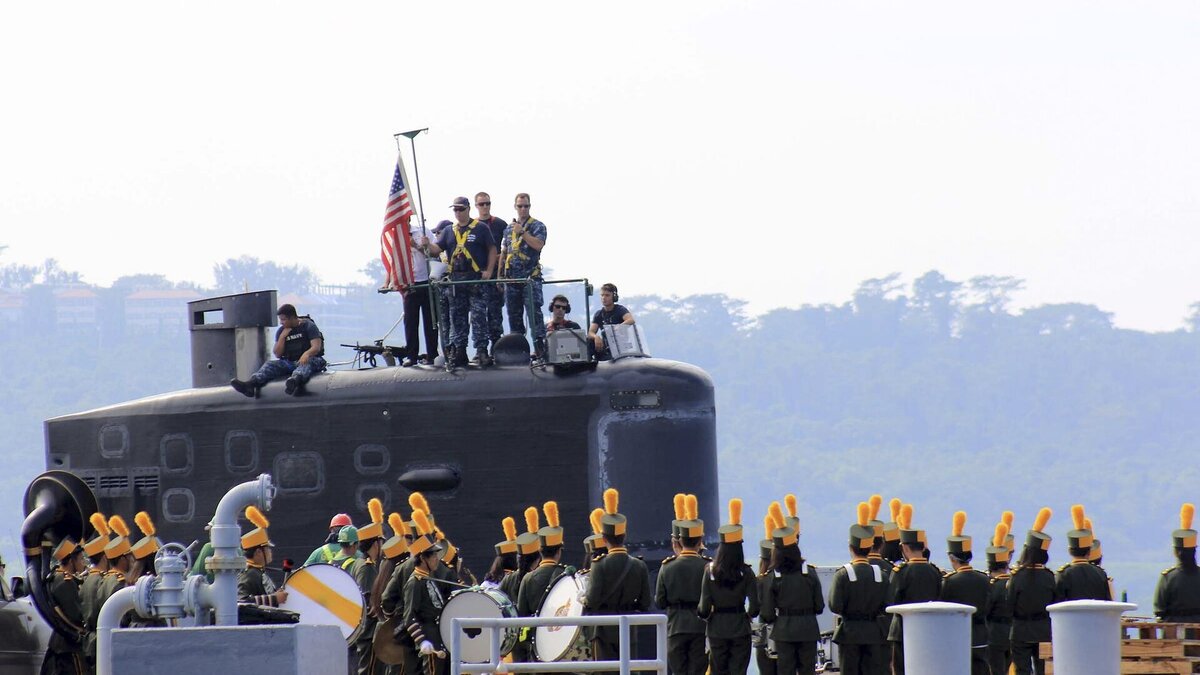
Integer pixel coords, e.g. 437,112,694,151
1007,507,1055,675
699,499,759,675
986,522,1014,675
1154,503,1200,623
759,501,824,675
373,513,412,675
885,504,941,675
517,502,575,664
828,503,887,675
669,493,687,557
939,511,991,675
584,488,653,667
1055,505,1111,601
508,507,542,663
237,506,288,607
865,494,895,659
656,494,708,675
483,517,519,591
1084,517,1114,598
128,512,166,628
351,499,386,675
1002,511,1017,556
41,537,87,675
581,508,608,571
882,498,904,564
403,510,447,675
96,516,135,618
81,512,112,670
753,515,776,675
436,532,475,587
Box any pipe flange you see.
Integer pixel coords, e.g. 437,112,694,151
205,555,247,572
132,575,156,618
182,574,207,616
255,473,276,511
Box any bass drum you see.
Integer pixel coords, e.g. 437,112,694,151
438,588,518,663
278,563,365,642
534,573,590,663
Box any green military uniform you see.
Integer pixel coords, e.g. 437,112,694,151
830,511,887,675
42,541,86,675
1055,560,1111,601
698,562,759,675
79,567,105,667
1006,563,1054,675
987,573,1013,675
655,551,708,675
1154,505,1200,623
507,511,543,664
517,499,572,663
237,563,280,606
351,556,380,674
585,490,652,664
941,513,991,675
886,514,941,675
380,554,420,675
760,505,824,675
403,567,446,672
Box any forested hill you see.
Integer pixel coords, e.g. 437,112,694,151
1,263,1197,611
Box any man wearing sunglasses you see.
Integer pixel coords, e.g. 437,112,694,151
545,294,581,333
475,192,508,358
501,193,548,359
422,197,498,367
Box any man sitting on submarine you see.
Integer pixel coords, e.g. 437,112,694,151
230,303,326,398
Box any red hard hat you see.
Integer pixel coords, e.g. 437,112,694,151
329,513,352,528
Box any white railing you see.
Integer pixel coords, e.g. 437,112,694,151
449,614,668,675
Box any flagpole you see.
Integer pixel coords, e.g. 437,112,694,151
394,128,429,236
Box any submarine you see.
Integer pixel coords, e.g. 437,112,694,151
38,288,720,577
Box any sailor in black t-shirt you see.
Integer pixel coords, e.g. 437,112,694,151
230,303,326,397
588,283,635,360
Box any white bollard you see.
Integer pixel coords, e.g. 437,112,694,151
1048,599,1137,675
886,601,975,675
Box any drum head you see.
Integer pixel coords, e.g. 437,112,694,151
279,563,365,642
373,617,407,666
439,589,514,664
535,574,586,662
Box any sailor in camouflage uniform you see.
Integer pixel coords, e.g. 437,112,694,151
1154,503,1200,623
759,501,824,675
885,504,941,675
827,503,887,675
1055,505,1111,602
236,506,288,607
698,499,759,675
41,537,87,675
656,495,708,675
501,193,548,359
985,521,1014,675
1007,507,1056,675
423,197,498,367
939,511,992,675
584,489,653,667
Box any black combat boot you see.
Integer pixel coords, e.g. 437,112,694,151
475,348,493,367
230,379,259,398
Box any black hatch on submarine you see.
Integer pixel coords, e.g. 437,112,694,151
41,289,720,572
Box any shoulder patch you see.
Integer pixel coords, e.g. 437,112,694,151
661,555,676,566
1164,568,1174,575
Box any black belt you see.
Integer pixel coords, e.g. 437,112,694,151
841,614,877,621
777,609,814,616
714,607,745,614
669,602,699,610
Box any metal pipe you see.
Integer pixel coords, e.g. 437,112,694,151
209,474,274,626
96,586,138,675
886,601,975,675
1048,600,1136,675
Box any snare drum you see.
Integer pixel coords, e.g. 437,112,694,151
534,573,591,663
439,587,518,663
278,563,365,643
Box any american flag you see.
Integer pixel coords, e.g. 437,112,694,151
380,152,417,292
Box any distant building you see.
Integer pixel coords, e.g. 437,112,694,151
0,290,23,336
124,289,204,334
53,287,99,334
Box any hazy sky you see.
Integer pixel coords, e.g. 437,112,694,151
3,1,1198,331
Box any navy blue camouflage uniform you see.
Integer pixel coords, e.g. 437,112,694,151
248,319,326,386
479,215,508,348
501,217,547,341
436,220,496,353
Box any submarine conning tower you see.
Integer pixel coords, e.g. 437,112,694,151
188,290,278,388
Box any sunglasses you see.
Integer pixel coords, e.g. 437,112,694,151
552,304,568,310
476,201,491,207
515,204,531,208
452,206,467,212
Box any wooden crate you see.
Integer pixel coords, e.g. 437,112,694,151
1038,620,1200,674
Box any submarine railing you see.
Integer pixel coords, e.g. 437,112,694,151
449,613,667,675
379,276,593,370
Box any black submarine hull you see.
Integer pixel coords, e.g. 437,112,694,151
44,356,718,569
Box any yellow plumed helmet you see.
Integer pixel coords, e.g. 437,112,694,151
952,511,967,537
524,506,540,534
889,498,902,522
898,504,913,530
544,501,560,528
134,511,156,537
1002,511,1014,529
993,522,1009,548
408,492,430,518
1032,507,1052,532
368,498,384,525
412,509,433,536
857,502,870,527
1070,504,1085,530
245,506,269,529
764,514,774,539
388,513,406,537
590,508,605,535
604,488,619,515
784,494,798,519
1182,503,1196,530
767,501,785,531
684,494,698,521
673,494,686,520
502,516,518,542
108,515,131,539
90,512,111,537
1084,517,1094,532
729,498,743,526
868,495,882,521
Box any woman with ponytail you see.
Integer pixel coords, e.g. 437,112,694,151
699,499,760,675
